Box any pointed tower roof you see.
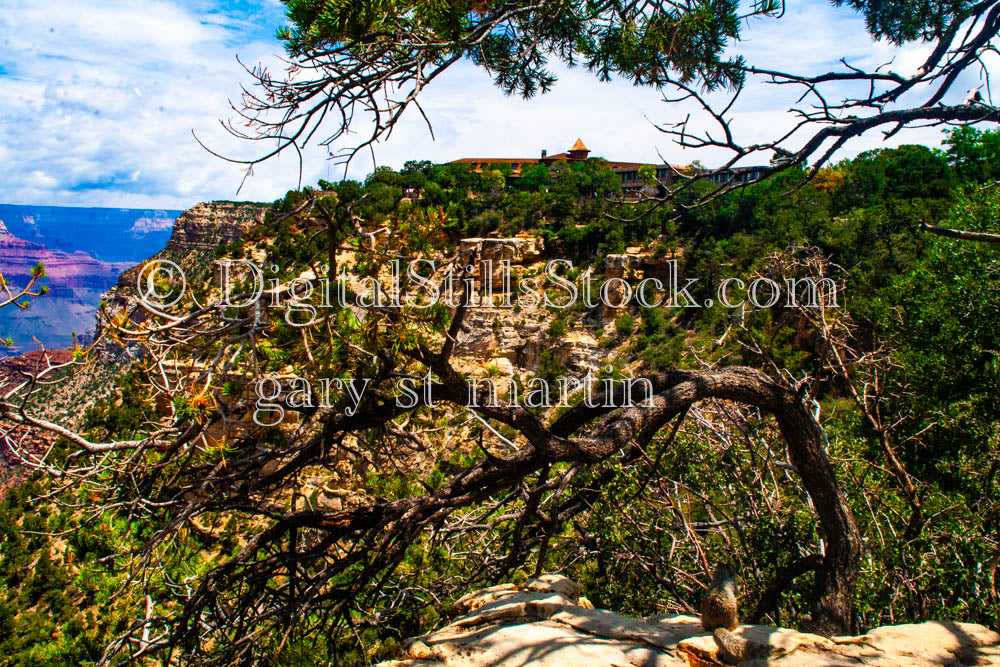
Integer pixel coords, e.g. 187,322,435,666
569,138,589,152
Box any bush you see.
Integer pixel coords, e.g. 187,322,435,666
614,312,635,335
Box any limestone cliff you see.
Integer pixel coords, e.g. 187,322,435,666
448,237,679,377
163,201,266,252
94,201,266,368
116,200,267,290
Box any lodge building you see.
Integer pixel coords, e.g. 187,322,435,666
450,138,766,196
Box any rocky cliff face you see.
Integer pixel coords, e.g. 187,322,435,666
114,201,267,291
103,201,268,360
449,238,679,377
376,575,1000,667
163,201,266,252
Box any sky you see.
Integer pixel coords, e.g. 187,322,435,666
0,1,988,210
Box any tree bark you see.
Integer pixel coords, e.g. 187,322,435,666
773,400,861,635
543,367,862,635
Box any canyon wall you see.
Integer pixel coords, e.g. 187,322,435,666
0,220,132,352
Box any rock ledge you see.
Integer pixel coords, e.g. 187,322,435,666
374,576,1000,666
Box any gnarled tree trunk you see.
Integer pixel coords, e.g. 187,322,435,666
543,366,862,634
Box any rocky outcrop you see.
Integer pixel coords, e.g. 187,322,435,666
163,201,266,252
375,576,1000,667
100,202,267,361
450,233,609,374
602,244,683,316
458,234,545,261
453,308,606,375
114,201,267,291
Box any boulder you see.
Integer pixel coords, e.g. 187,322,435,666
524,574,584,600
404,620,680,666
374,577,1000,667
678,625,834,664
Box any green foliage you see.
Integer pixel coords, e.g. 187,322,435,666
548,313,568,338
7,128,1000,662
834,0,975,42
83,372,155,441
518,163,552,189
0,478,130,665
614,311,635,335
837,144,954,207
944,125,1000,183
278,0,756,94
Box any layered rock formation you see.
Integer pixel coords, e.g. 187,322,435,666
375,576,1000,667
0,203,176,262
451,233,608,376
448,237,689,376
0,219,132,288
0,220,133,352
102,202,267,360
453,306,605,376
114,201,267,291
163,201,266,252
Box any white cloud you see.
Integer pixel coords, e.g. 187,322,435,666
0,0,298,209
27,170,58,189
0,0,988,210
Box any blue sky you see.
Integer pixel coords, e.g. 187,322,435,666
0,1,984,209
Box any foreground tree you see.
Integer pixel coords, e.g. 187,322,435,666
0,262,48,348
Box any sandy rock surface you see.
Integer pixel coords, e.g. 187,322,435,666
374,575,1000,666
